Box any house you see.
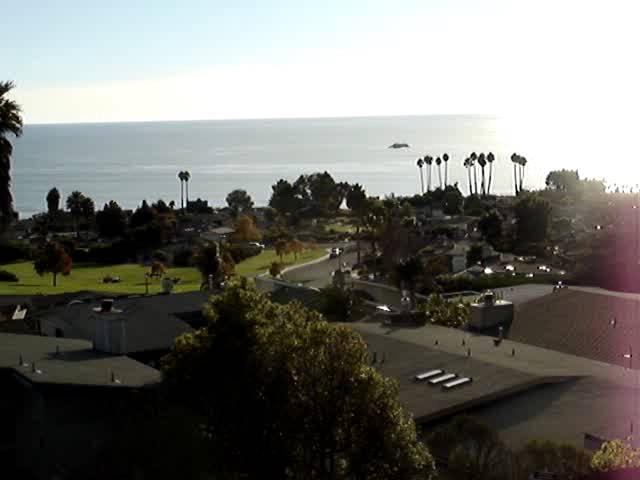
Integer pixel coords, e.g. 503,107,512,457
445,244,468,273
200,226,236,242
0,333,160,479
38,291,209,364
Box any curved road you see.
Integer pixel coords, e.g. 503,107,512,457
282,244,363,289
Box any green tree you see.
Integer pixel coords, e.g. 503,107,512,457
193,242,221,287
426,416,510,480
319,285,360,322
443,186,463,215
162,280,435,479
34,241,72,287
226,189,254,217
478,153,487,196
66,191,85,238
419,293,470,328
514,194,552,245
487,152,495,194
46,187,61,215
416,158,425,194
0,81,23,228
80,195,95,232
393,255,424,305
346,183,368,264
96,201,127,238
130,200,155,228
546,169,580,192
591,439,640,472
478,209,503,247
269,179,303,218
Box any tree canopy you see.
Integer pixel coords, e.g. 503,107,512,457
514,194,552,245
226,189,254,217
34,241,72,286
232,214,262,243
96,200,127,238
0,81,23,227
162,280,434,479
46,187,60,215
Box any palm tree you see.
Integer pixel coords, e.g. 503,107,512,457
0,81,23,227
463,158,472,196
66,191,85,238
470,152,479,195
178,171,185,210
486,152,495,195
425,156,433,192
519,156,527,193
435,157,443,189
184,170,191,211
416,158,425,194
478,153,487,196
442,153,450,187
511,153,519,196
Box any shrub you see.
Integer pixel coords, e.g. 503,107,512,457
0,241,32,263
269,261,282,277
173,247,194,267
227,243,262,263
0,270,18,282
152,249,169,263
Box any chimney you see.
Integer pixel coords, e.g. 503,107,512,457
92,302,127,355
101,299,114,313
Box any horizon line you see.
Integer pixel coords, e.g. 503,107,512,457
24,112,501,127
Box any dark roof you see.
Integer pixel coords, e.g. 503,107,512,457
357,329,637,449
508,289,640,369
358,331,550,425
40,291,209,353
0,333,160,388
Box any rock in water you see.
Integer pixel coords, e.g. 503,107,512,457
388,143,410,149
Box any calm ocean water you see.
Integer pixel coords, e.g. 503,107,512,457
11,115,569,218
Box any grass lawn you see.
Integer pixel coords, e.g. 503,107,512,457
323,221,357,234
0,247,327,296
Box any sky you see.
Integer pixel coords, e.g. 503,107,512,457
2,0,639,125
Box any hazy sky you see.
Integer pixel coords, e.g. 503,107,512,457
2,0,638,125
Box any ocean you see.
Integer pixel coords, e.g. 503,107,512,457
10,115,597,218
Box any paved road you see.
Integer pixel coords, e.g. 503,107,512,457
283,244,361,289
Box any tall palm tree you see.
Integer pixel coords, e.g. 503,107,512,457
184,170,191,211
425,156,433,192
66,191,85,238
0,81,23,227
519,156,527,193
435,157,443,189
478,153,487,196
470,152,478,195
416,158,425,194
442,153,450,187
486,152,495,195
511,153,519,196
178,171,185,210
463,158,473,196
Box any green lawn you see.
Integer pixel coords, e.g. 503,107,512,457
323,221,357,234
0,247,327,296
